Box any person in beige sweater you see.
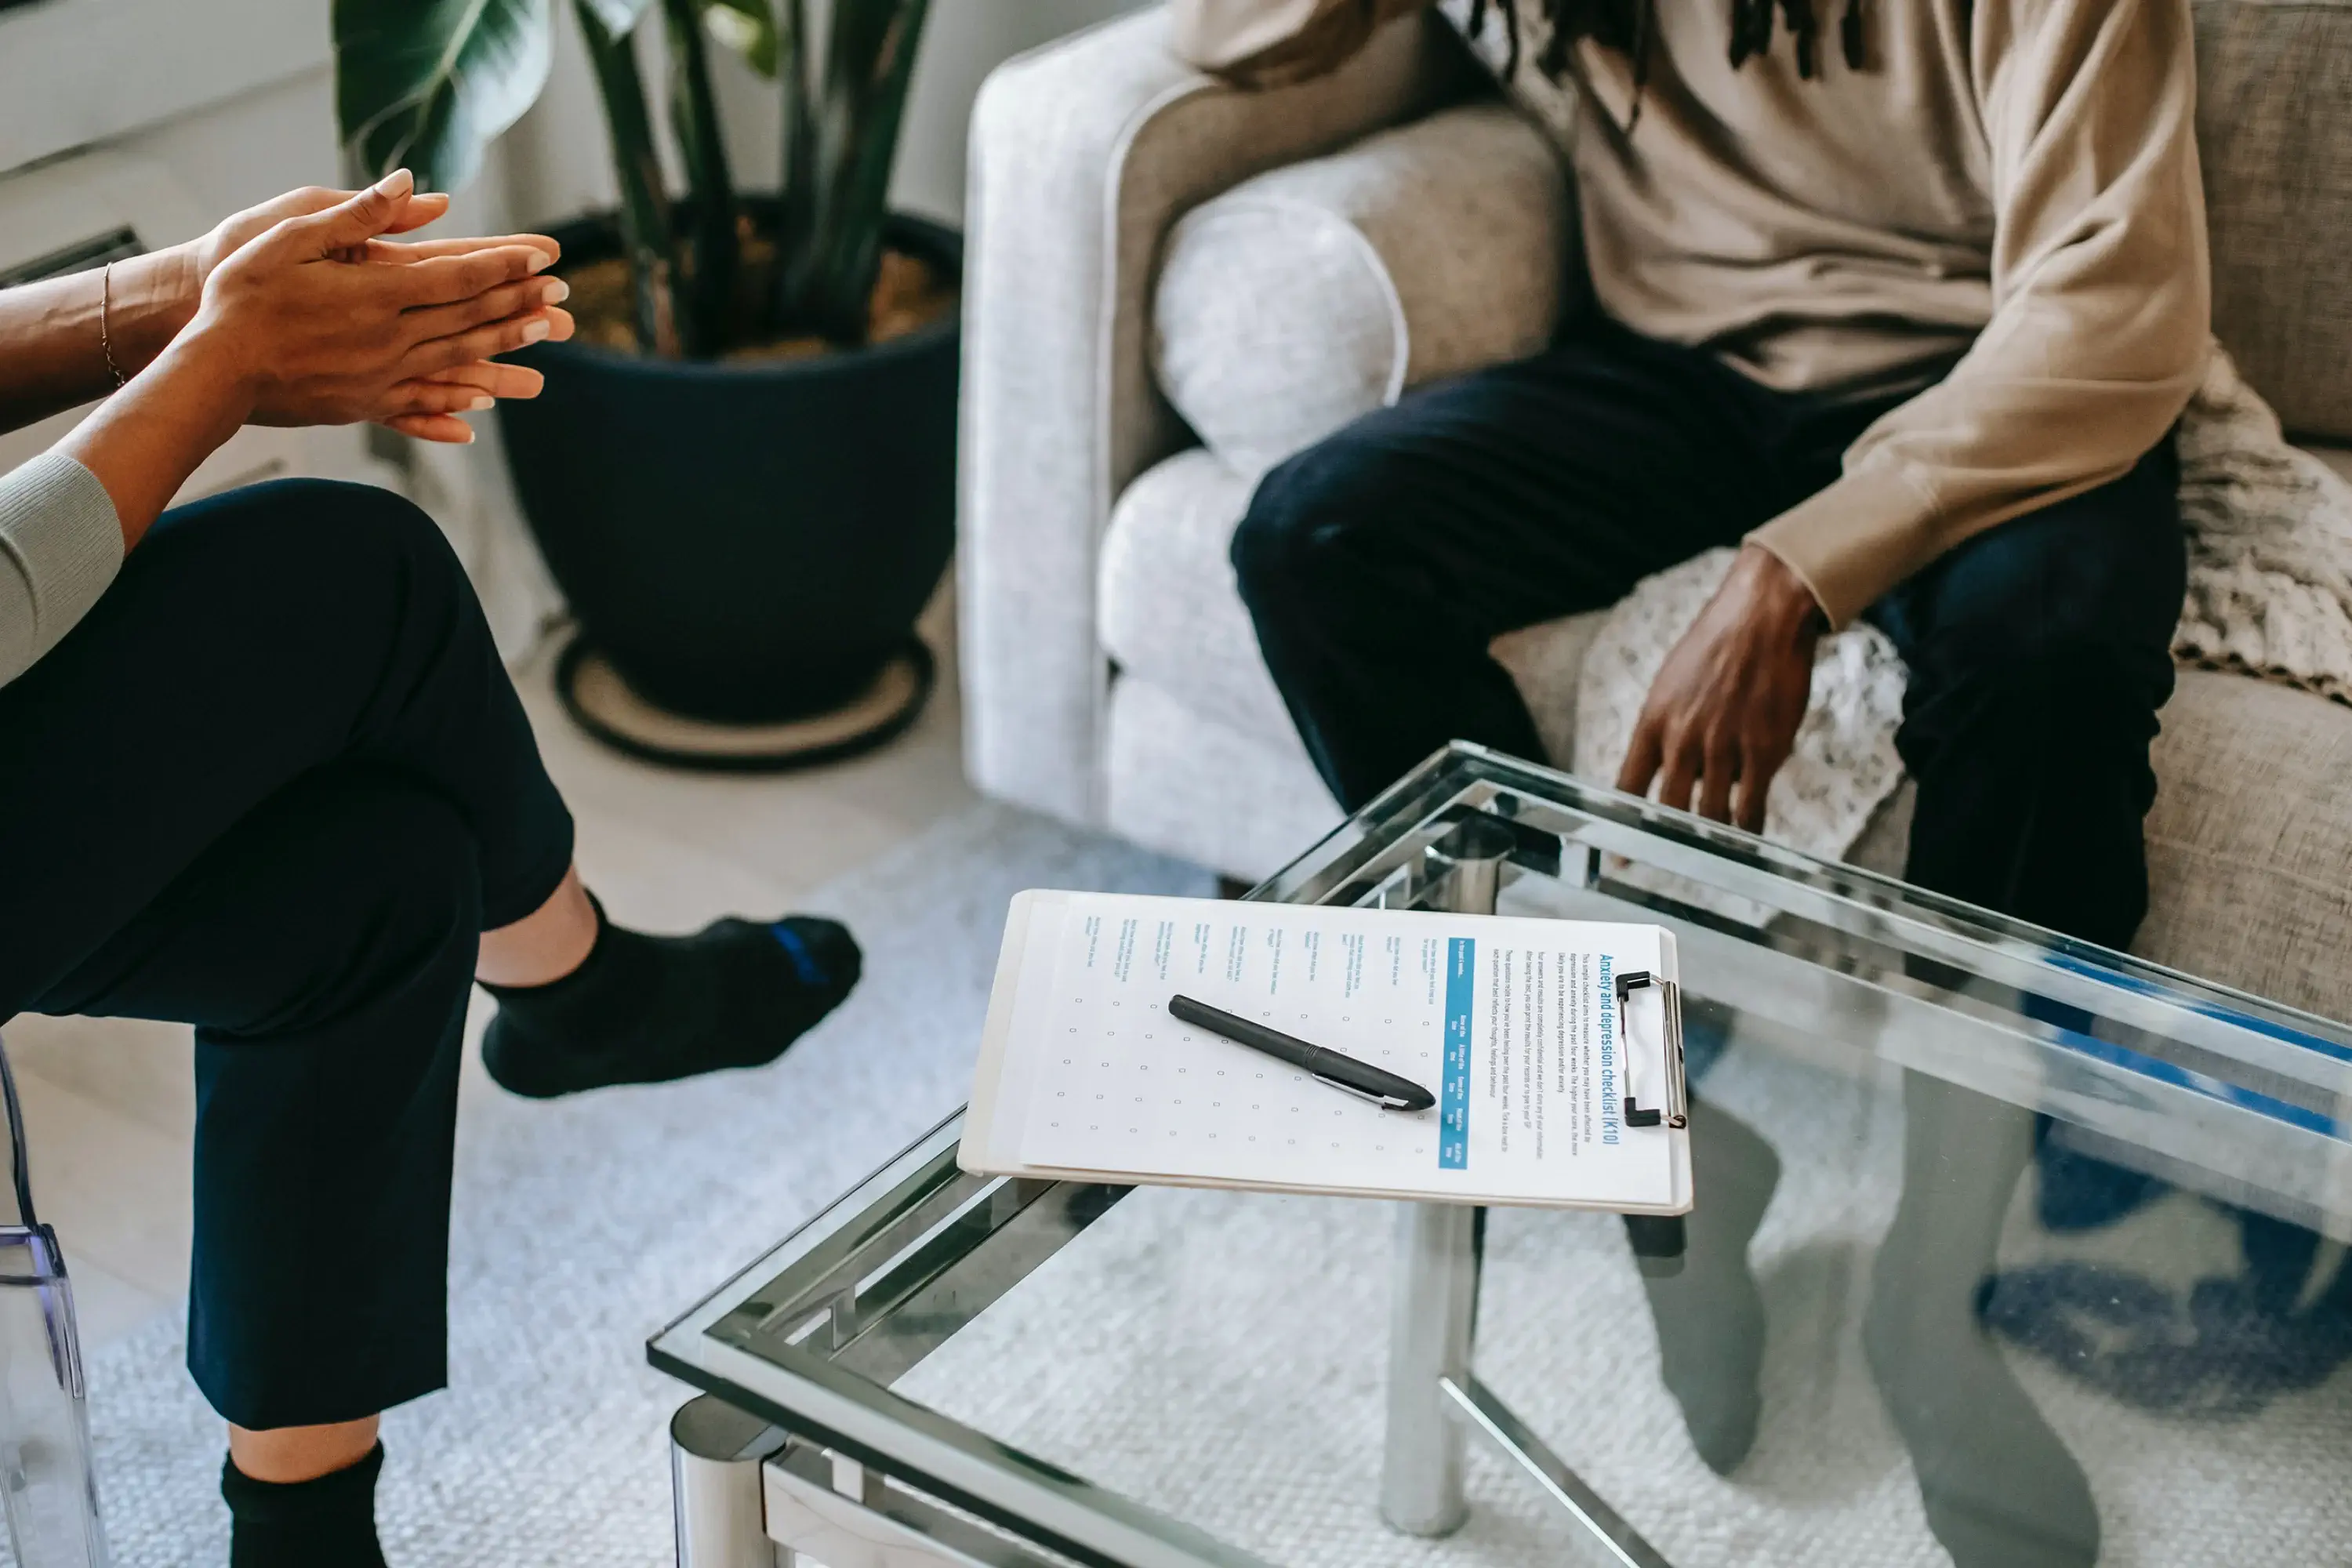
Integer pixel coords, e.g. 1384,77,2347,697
1186,3,2209,1566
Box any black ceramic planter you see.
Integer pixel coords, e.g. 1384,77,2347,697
495,212,960,764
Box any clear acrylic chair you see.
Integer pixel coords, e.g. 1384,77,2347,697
0,1037,107,1567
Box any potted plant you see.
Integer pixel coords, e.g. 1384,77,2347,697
332,0,956,767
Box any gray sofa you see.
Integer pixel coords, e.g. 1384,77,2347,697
959,5,2352,1022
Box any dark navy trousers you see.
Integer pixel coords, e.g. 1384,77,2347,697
0,480,574,1429
1232,317,2187,951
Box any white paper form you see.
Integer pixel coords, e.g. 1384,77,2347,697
1014,893,1679,1208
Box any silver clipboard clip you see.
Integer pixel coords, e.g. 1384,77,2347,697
1613,970,1687,1131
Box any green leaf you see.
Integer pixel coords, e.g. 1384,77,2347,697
784,0,931,341
575,0,683,354
334,0,555,194
577,0,659,34
701,0,779,78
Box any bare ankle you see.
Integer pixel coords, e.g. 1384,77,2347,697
227,1415,380,1484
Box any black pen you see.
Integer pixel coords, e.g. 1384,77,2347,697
1168,995,1437,1113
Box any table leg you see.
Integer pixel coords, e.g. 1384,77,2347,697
1379,811,1514,1537
1380,1200,1486,1536
670,1395,788,1567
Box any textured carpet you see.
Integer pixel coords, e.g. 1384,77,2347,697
75,802,1212,1566
64,802,2352,1566
898,1041,2352,1567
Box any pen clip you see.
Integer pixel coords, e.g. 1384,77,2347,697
1613,971,1687,1131
1312,1072,1416,1112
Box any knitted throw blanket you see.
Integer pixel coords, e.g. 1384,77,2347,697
1572,347,2352,863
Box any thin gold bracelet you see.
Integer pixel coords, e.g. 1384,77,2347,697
100,261,126,390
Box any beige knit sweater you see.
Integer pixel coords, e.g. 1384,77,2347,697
1172,0,2212,627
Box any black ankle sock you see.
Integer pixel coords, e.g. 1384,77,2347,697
479,895,862,1098
222,1443,387,1568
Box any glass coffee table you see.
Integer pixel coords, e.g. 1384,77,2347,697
652,743,2352,1568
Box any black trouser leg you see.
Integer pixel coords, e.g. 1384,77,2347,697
1231,321,1872,811
36,767,478,1428
0,479,575,1427
1867,441,2187,948
1875,439,2189,1233
0,478,574,1012
1857,442,2187,1568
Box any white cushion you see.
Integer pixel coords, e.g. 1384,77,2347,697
1151,101,1573,476
1105,676,1345,880
1098,449,1296,745
1099,446,1611,764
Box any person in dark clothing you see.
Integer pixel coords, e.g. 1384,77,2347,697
0,176,859,1566
1232,317,2185,949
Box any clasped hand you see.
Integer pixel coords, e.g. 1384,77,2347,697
1614,543,1827,833
175,170,576,444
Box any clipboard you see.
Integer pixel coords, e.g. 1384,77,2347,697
961,891,1694,1216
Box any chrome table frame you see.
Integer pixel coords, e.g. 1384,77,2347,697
650,743,2352,1568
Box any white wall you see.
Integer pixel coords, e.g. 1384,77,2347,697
502,0,1144,231
0,0,1136,227
0,0,327,174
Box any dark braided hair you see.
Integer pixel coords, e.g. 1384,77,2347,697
1465,0,1865,128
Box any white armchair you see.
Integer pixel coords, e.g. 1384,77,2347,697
960,8,1563,871
958,5,2352,1022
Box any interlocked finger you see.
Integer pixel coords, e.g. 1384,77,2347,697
412,361,546,401
405,276,569,342
365,232,558,266
381,379,497,418
399,310,561,376
379,412,477,444
271,172,416,260
396,245,554,308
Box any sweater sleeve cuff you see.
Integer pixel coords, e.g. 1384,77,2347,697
1744,461,1942,630
0,452,125,685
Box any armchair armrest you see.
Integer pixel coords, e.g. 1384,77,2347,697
1152,100,1573,477
959,4,1466,826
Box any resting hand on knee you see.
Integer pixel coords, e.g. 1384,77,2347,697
1617,543,1825,833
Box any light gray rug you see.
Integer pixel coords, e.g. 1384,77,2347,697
78,802,1212,1566
897,1044,2352,1568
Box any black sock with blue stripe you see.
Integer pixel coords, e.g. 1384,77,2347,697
481,894,861,1099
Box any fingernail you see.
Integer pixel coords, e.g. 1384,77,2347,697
375,168,414,198
521,319,552,343
539,278,570,306
466,394,495,411
527,251,555,274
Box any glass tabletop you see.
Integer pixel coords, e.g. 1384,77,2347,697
652,743,2352,1568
